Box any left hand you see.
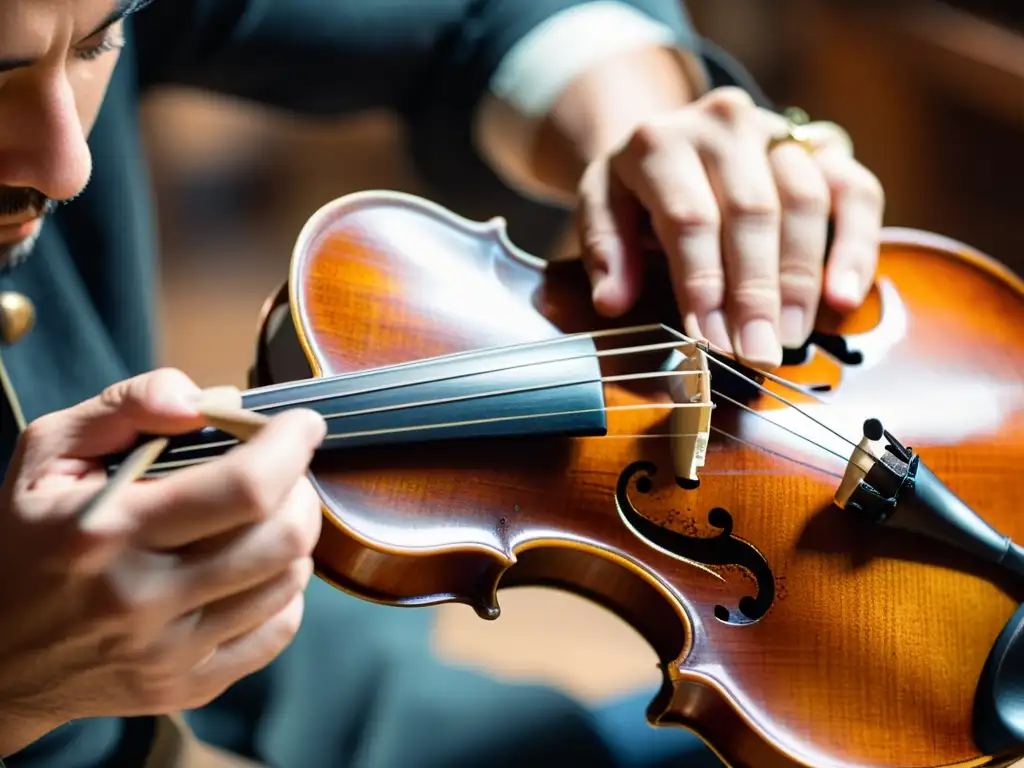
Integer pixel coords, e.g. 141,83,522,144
575,86,885,369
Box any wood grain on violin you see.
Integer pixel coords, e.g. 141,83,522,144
107,191,1024,768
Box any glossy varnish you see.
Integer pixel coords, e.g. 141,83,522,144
240,191,1024,768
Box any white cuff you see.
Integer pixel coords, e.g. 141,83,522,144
473,1,700,206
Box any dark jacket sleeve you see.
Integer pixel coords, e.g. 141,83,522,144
130,0,762,254
131,0,705,117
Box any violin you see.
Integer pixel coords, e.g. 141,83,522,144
106,190,1024,768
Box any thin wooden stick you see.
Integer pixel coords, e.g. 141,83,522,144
77,386,271,528
76,436,168,527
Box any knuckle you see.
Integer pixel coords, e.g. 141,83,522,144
90,576,152,624
18,417,50,448
227,465,273,516
700,87,756,122
276,596,305,640
626,120,667,156
778,269,821,300
284,559,310,593
730,279,782,315
779,257,823,283
778,183,830,216
722,192,780,224
660,203,720,235
98,379,130,410
830,163,885,209
858,171,886,209
279,517,310,560
265,595,305,653
277,482,321,558
682,272,726,312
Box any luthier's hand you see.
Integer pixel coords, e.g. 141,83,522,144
0,368,325,756
578,86,885,368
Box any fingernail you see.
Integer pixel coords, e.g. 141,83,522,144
191,386,242,412
301,409,328,442
698,310,732,352
737,319,781,368
780,306,807,347
164,387,203,415
830,270,862,307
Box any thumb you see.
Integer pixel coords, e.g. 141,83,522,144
54,367,208,459
3,369,207,574
577,161,645,317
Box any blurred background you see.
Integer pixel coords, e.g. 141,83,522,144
138,0,1024,707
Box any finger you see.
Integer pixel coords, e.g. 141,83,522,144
814,149,885,311
27,368,208,462
187,590,306,707
576,161,645,317
768,142,831,347
609,128,731,351
123,408,325,546
187,557,314,659
699,129,783,368
171,477,321,612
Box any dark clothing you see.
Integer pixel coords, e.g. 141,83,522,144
0,2,763,765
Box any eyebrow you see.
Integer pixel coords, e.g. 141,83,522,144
0,0,135,74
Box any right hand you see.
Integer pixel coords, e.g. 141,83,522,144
0,368,326,754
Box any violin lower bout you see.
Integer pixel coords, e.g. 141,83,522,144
246,191,1024,768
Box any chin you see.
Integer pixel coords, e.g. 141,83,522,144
0,231,41,275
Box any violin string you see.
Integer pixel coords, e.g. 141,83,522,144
255,360,704,422
123,387,848,483
246,334,690,412
599,428,841,478
709,390,848,463
242,322,861,456
120,420,841,481
113,325,869,479
707,426,842,478
168,370,847,473
160,339,848,469
656,325,859,451
245,323,669,398
244,321,840,444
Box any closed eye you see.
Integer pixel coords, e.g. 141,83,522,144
74,24,125,62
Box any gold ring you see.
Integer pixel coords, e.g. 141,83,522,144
768,107,855,156
768,107,815,152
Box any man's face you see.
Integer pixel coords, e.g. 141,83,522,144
0,1,135,272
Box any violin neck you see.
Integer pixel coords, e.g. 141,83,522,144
104,335,611,479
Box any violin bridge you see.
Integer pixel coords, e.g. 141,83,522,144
665,341,713,485
834,425,885,510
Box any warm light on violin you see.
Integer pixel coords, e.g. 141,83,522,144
105,191,1024,768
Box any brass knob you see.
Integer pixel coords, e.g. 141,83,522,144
0,291,35,346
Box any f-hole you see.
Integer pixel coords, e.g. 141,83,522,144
615,461,776,626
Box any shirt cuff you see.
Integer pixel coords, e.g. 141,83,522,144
473,0,707,206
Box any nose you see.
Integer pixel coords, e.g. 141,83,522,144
0,69,93,203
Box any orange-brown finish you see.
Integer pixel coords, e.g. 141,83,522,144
252,191,1024,768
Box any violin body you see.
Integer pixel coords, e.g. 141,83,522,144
212,191,1024,767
